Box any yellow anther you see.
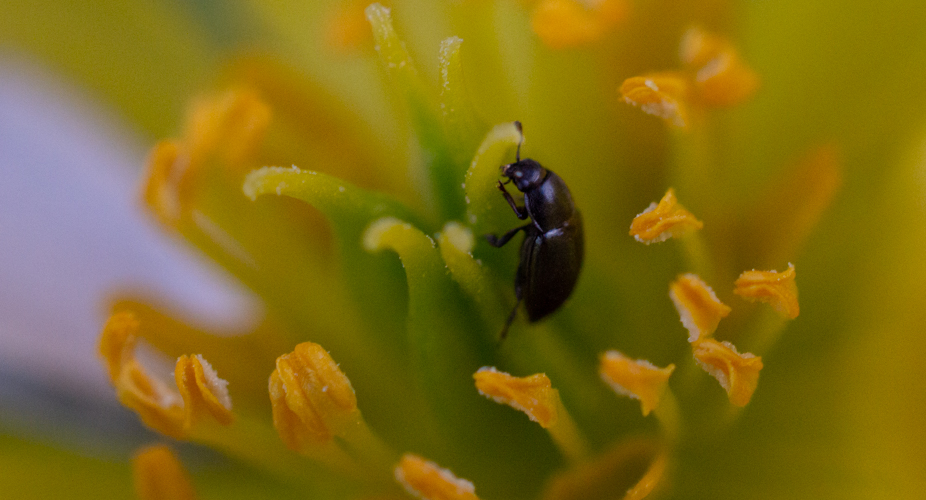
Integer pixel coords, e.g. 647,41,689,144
99,312,233,439
619,73,690,128
629,188,704,244
679,26,759,107
531,0,627,49
141,90,270,228
474,367,589,461
99,311,140,383
269,342,358,450
141,141,188,227
132,445,197,500
622,28,757,124
692,339,763,407
599,351,675,416
325,1,373,52
175,354,234,429
116,359,186,439
669,274,731,342
395,454,479,500
474,367,558,428
734,263,799,319
185,88,271,168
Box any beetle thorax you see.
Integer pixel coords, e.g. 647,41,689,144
502,159,547,192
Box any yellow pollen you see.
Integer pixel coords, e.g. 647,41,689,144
734,263,799,319
175,354,234,429
269,342,358,450
629,188,704,244
531,0,627,49
692,339,763,407
473,367,558,428
669,274,731,342
679,26,759,107
132,444,197,500
98,312,233,439
619,73,690,128
394,454,479,500
599,351,675,416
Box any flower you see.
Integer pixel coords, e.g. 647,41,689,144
5,0,926,499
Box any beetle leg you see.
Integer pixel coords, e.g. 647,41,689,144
497,180,529,219
498,296,521,341
485,223,531,248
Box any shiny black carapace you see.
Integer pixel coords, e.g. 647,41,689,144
486,122,584,339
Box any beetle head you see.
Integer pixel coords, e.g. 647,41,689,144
502,159,546,192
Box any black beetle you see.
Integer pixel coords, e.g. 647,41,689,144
486,122,584,339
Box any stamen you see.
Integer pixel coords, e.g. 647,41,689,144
669,274,731,342
620,73,690,128
542,438,660,500
691,339,763,407
184,89,271,169
270,342,357,447
116,360,186,439
142,141,187,226
269,342,395,471
99,312,233,439
531,0,627,49
394,454,479,500
623,451,669,500
474,367,589,461
629,188,704,244
734,263,799,319
132,445,197,500
141,89,270,228
679,27,759,107
99,311,140,383
175,354,234,430
598,351,675,417
621,28,757,125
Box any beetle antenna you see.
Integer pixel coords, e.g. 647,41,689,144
513,121,523,162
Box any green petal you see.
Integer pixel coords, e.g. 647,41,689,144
463,121,523,235
436,221,508,338
362,217,482,411
439,36,487,168
366,3,464,222
243,165,421,336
